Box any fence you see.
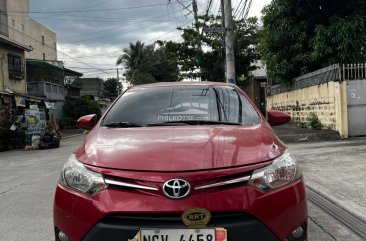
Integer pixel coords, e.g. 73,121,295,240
270,64,366,96
267,64,350,138
342,64,366,80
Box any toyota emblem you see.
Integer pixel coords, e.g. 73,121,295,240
163,179,191,199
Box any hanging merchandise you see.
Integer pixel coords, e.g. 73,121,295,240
25,109,41,134
15,96,26,107
3,95,12,104
45,101,55,109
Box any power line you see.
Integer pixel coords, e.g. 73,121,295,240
59,22,185,53
239,0,249,19
0,22,112,76
34,17,193,23
175,0,194,15
57,10,187,40
233,0,244,19
79,0,112,10
59,20,191,60
1,2,194,76
201,0,214,35
145,23,189,44
243,0,253,19
211,0,221,17
4,2,189,14
65,67,118,70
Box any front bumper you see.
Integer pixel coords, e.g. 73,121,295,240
54,177,307,241
81,213,279,241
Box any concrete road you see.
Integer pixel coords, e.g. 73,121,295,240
288,137,366,225
0,136,363,240
0,136,83,241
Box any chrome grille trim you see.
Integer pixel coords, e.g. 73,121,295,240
195,176,251,190
105,179,158,191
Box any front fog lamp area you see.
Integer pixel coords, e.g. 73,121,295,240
248,150,302,191
59,154,107,195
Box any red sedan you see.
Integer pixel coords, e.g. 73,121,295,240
54,82,307,241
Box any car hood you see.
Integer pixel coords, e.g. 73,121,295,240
76,125,285,171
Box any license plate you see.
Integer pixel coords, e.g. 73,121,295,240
140,228,216,241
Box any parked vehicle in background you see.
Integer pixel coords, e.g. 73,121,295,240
54,82,307,241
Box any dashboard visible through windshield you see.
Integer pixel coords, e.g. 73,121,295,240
102,85,261,127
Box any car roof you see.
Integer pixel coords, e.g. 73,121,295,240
129,81,236,89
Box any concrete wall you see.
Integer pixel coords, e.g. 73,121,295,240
0,0,9,36
347,79,366,136
267,65,348,138
0,43,27,94
27,81,65,101
48,100,64,121
6,0,57,61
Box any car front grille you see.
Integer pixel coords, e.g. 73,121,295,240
82,212,280,241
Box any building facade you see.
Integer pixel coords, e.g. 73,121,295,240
27,60,83,121
77,78,111,113
78,78,107,98
1,0,57,61
0,35,32,95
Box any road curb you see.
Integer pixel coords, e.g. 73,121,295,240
305,179,366,224
61,133,85,139
277,133,341,143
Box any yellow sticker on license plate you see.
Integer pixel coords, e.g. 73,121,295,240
129,228,227,241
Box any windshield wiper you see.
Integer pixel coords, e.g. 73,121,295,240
153,120,242,126
103,122,145,128
213,88,228,121
146,122,190,126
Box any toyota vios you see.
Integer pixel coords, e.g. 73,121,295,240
54,82,307,241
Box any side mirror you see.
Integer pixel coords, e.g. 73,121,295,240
76,114,97,130
267,110,291,126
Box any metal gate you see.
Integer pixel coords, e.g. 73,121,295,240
346,79,366,136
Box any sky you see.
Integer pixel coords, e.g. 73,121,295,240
29,0,272,79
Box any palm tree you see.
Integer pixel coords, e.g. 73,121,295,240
116,41,157,85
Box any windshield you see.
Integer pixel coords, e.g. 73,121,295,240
103,85,261,126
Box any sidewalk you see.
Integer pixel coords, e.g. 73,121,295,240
274,124,366,223
61,129,84,139
273,123,341,143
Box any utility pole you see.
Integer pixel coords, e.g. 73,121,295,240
116,68,120,95
192,0,202,81
220,0,226,80
223,0,236,84
192,0,199,33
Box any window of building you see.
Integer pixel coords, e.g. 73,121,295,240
43,53,46,60
58,86,64,94
54,42,57,50
22,24,25,31
12,19,15,26
8,54,24,80
46,83,51,93
42,35,45,45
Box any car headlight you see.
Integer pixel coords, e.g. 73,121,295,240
59,154,107,195
248,150,302,191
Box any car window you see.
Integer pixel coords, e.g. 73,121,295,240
103,85,261,126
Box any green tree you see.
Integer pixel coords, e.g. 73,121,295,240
104,78,122,94
116,41,156,85
116,41,179,85
63,98,102,122
259,0,366,83
152,42,180,82
159,15,260,84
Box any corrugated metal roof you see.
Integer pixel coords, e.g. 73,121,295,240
26,60,83,77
